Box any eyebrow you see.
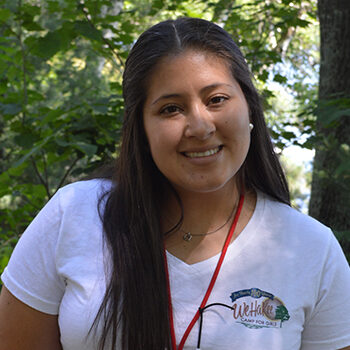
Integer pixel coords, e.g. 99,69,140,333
150,83,233,105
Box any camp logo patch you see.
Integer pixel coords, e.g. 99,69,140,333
229,288,290,329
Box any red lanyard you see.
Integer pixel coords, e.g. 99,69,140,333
164,193,245,350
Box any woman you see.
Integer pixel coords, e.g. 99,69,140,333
1,17,350,350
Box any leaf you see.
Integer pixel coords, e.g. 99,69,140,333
91,104,108,114
121,20,135,33
294,18,310,28
74,21,102,42
21,3,41,17
273,74,287,84
152,0,164,10
42,108,66,123
0,173,12,196
13,136,52,168
118,33,134,45
54,138,98,157
22,20,43,31
73,142,98,156
335,159,350,176
318,107,350,126
0,8,12,22
14,133,37,148
0,245,13,275
281,131,297,140
47,0,60,12
258,70,269,82
27,89,45,102
54,138,70,147
31,22,76,60
7,163,28,177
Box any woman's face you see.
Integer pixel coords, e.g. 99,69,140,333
143,50,251,196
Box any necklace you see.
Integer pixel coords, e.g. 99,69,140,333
180,201,236,242
164,193,245,350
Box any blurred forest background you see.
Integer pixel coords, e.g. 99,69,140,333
0,0,349,277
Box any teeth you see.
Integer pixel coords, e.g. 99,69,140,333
185,147,220,158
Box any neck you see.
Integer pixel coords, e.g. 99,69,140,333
163,180,256,265
163,180,240,237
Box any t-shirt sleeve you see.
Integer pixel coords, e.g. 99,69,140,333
1,190,66,315
301,232,350,350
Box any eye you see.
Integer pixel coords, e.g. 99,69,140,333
209,95,228,105
160,104,182,115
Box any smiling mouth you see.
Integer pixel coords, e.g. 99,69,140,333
184,145,223,158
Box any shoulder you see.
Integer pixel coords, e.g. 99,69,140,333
17,178,114,242
260,192,332,237
256,192,338,261
53,179,113,215
57,178,113,204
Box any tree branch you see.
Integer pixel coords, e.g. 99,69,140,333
54,157,80,195
30,156,51,198
17,0,28,125
41,150,49,186
20,194,41,211
79,1,125,69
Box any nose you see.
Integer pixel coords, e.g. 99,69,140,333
184,104,215,140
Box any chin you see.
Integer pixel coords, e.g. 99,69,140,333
175,176,238,195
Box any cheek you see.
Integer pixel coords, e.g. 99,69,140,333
222,114,249,139
146,122,179,160
144,120,159,152
220,112,251,155
148,138,163,161
224,98,249,126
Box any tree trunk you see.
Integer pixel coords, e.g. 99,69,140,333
309,0,350,244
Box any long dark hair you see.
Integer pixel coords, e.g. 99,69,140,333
92,17,289,349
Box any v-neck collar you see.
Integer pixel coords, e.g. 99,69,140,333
165,191,266,270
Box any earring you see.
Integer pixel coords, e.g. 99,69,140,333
249,123,254,131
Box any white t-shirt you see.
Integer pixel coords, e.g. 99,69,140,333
2,179,350,349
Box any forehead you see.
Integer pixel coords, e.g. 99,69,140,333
152,49,231,76
145,49,235,96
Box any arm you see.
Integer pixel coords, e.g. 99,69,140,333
0,286,62,350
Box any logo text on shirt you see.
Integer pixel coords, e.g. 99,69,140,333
229,288,290,329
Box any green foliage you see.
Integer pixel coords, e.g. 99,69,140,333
0,0,126,274
316,98,350,128
280,153,312,212
2,0,347,278
311,98,350,192
335,231,350,262
311,98,350,255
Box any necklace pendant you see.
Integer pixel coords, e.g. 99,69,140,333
183,232,192,241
